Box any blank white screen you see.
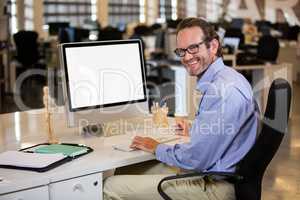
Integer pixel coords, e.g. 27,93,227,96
65,42,145,109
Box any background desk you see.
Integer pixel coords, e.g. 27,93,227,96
0,110,171,199
234,63,293,114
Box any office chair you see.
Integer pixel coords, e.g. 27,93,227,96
255,20,272,35
157,78,292,200
13,31,46,109
13,30,47,80
236,34,279,66
13,30,39,67
273,22,290,39
58,28,70,43
287,25,300,41
256,35,279,64
98,26,123,41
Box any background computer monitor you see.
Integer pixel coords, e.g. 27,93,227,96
223,37,240,52
48,22,70,36
59,39,149,128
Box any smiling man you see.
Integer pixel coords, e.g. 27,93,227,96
103,17,259,200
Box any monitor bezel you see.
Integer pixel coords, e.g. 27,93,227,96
61,39,147,112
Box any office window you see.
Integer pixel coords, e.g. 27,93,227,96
24,0,34,30
108,0,141,27
43,0,93,27
171,0,177,20
6,0,18,34
158,0,172,22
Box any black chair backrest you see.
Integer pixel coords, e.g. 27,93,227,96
287,25,300,41
235,78,292,200
13,30,39,66
133,25,152,35
98,26,123,41
257,35,279,63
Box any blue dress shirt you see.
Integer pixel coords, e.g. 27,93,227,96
155,58,259,172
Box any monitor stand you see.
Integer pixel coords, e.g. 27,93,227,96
81,124,104,137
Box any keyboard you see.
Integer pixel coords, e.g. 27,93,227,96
112,135,180,152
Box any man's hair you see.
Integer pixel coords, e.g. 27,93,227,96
176,17,222,57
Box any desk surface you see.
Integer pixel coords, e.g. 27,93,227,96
234,63,292,70
0,109,185,195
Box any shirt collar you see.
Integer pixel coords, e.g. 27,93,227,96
196,57,225,93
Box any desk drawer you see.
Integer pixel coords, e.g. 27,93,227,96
49,173,102,200
0,186,49,200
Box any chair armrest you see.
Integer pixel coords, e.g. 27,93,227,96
157,171,243,200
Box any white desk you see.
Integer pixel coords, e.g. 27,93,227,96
0,110,182,199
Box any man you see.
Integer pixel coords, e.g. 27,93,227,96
103,17,259,200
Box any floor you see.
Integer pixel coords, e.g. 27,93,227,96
0,75,300,199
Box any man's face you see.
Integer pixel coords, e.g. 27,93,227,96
176,26,216,77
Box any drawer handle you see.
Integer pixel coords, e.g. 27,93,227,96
93,181,98,186
73,183,84,192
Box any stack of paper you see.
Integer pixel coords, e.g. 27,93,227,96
0,151,66,168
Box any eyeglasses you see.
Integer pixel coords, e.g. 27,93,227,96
174,40,206,57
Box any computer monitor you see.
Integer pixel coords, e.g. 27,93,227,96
223,37,240,52
59,39,149,129
48,22,70,36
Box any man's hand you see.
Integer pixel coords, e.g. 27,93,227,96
130,136,160,154
175,118,190,136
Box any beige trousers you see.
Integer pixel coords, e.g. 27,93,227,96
103,160,235,200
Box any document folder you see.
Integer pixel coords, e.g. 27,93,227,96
0,143,93,172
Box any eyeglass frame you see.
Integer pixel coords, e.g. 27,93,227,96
174,39,207,57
